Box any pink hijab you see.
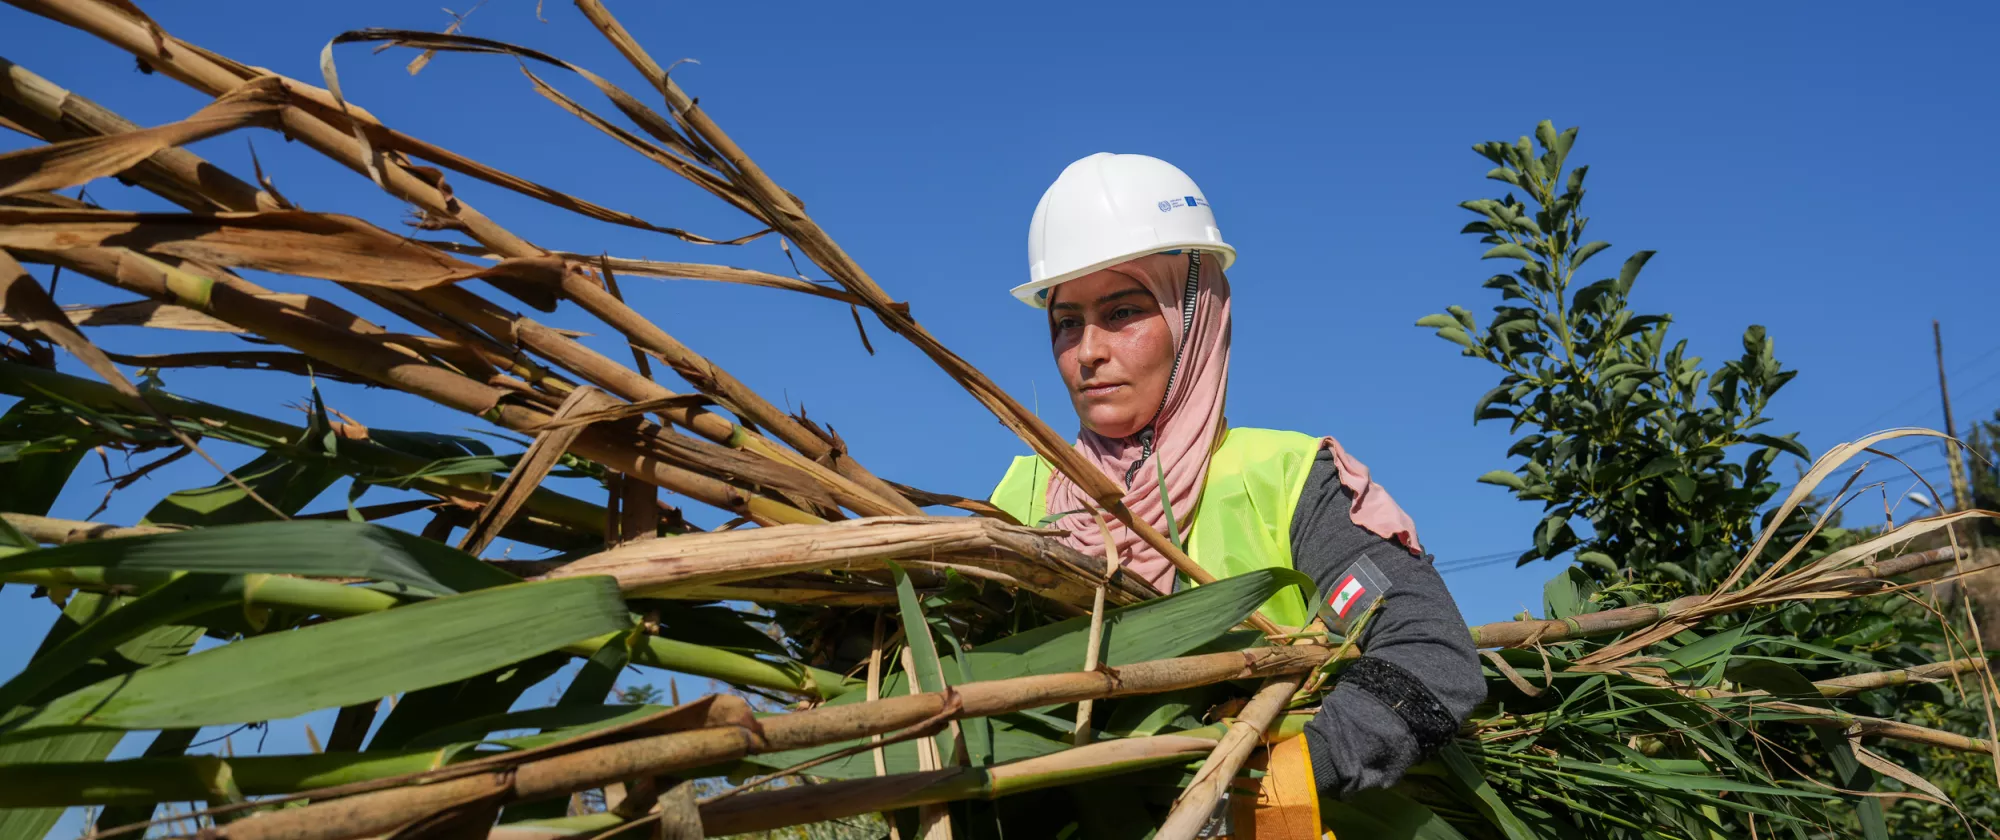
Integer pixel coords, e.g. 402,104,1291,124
1043,253,1423,593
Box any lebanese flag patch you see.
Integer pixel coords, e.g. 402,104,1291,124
1328,574,1368,618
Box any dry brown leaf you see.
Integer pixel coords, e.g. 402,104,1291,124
0,191,94,210
536,394,715,431
0,248,288,519
405,2,487,77
459,386,610,556
101,349,372,385
569,0,1235,627
245,138,298,210
0,249,142,404
1481,649,1546,698
0,299,241,333
0,208,528,290
513,64,755,221
1850,737,1956,807
657,781,704,839
309,30,757,243
0,76,287,198
383,782,507,840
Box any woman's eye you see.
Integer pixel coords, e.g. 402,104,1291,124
1108,306,1141,322
1054,317,1082,331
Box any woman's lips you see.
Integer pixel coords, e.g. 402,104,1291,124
1079,383,1124,397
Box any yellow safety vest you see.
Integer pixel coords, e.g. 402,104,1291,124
992,427,1335,838
987,427,1323,628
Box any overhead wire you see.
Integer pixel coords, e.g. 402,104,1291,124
1435,547,1529,575
1839,335,2000,437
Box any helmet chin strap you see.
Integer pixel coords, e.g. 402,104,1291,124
1123,251,1204,489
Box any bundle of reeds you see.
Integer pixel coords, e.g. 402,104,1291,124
0,3,1993,838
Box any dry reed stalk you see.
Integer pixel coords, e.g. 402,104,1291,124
901,645,955,840
7,9,1982,836
546,516,1151,608
169,645,1333,840
1621,658,1991,706
3,30,1046,537
118,696,767,839
491,732,1263,838
0,359,605,538
694,734,1225,837
0,299,243,334
552,265,924,512
23,247,497,407
1154,675,1303,840
869,613,891,781
14,552,1985,836
458,386,607,555
888,480,1016,523
567,0,1267,634
0,208,572,293
456,289,900,513
1583,510,1995,666
1,247,296,520
563,252,868,306
15,245,834,527
3,27,848,532
1468,545,1964,648
1,512,175,543
1073,512,1124,746
305,41,917,515
1812,658,1989,697
97,349,371,386
665,577,900,607
0,56,288,212
0,58,596,399
421,279,916,519
614,471,661,546
0,76,287,198
309,29,762,230
1756,700,1996,753
1,0,922,522
2,0,554,304
1,247,502,386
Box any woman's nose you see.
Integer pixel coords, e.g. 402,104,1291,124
1076,323,1112,368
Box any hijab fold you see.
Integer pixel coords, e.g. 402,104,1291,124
1043,254,1423,594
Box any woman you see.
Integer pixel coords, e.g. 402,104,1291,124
989,153,1485,801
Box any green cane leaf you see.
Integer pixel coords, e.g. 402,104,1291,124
3,577,629,739
0,520,517,595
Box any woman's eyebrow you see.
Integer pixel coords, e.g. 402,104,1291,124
1050,288,1152,311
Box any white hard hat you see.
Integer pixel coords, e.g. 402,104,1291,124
1016,152,1236,308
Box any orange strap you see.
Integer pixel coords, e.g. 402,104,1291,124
1223,734,1328,840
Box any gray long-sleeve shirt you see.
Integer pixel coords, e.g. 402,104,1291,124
1291,449,1485,797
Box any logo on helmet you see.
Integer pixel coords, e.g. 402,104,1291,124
1156,195,1208,213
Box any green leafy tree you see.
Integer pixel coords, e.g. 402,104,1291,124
1421,122,1998,840
1417,121,1808,590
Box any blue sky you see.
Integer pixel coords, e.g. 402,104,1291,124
3,0,1997,830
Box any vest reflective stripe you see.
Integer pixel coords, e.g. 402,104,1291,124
987,427,1323,628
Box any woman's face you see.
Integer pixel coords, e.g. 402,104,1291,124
1049,269,1176,440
